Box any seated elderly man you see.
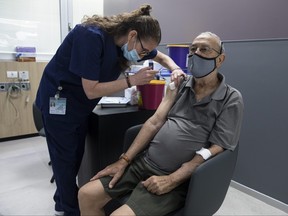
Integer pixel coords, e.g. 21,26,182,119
78,32,244,216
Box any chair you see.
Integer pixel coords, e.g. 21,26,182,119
32,102,55,183
105,124,239,216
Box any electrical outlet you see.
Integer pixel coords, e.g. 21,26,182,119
7,71,18,78
18,70,29,80
20,81,31,91
0,83,8,91
0,82,30,92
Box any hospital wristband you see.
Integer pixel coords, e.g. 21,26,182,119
196,148,212,160
119,153,131,164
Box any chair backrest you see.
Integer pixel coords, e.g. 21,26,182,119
123,124,143,152
32,102,45,137
121,124,239,216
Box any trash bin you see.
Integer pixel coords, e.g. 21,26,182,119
167,44,190,73
137,80,166,110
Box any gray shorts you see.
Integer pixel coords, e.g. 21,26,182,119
100,155,188,216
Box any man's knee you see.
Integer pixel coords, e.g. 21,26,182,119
78,180,111,208
110,204,136,216
78,183,92,202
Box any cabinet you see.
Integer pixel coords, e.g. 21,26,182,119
0,61,47,139
78,106,155,186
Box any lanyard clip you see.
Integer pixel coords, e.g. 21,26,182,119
54,93,59,100
54,86,63,100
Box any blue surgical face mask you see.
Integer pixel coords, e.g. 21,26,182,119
188,53,217,78
121,42,141,62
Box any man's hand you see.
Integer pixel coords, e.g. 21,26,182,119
141,175,177,195
90,160,128,188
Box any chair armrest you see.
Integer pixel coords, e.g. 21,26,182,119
183,145,239,216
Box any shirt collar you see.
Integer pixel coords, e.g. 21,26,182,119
184,73,227,101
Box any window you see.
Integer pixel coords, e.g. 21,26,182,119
0,0,61,60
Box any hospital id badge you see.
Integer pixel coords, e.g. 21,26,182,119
49,97,66,115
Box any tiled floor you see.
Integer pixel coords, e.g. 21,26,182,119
0,136,287,216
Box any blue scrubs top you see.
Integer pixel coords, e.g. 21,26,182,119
36,24,157,123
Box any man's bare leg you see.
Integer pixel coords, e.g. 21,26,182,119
78,179,112,216
111,204,136,216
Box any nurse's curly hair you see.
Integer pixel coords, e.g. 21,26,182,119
81,4,161,44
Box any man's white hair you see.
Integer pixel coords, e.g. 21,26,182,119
197,31,224,53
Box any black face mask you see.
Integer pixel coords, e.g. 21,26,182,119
188,53,217,78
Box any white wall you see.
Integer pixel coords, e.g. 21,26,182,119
0,0,104,61
72,0,103,26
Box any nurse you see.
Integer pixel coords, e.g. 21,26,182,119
35,4,184,216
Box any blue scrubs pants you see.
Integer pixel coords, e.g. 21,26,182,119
43,115,88,216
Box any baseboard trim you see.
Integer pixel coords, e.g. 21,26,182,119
0,133,39,142
231,181,288,214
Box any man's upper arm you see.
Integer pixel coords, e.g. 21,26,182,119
209,90,244,150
